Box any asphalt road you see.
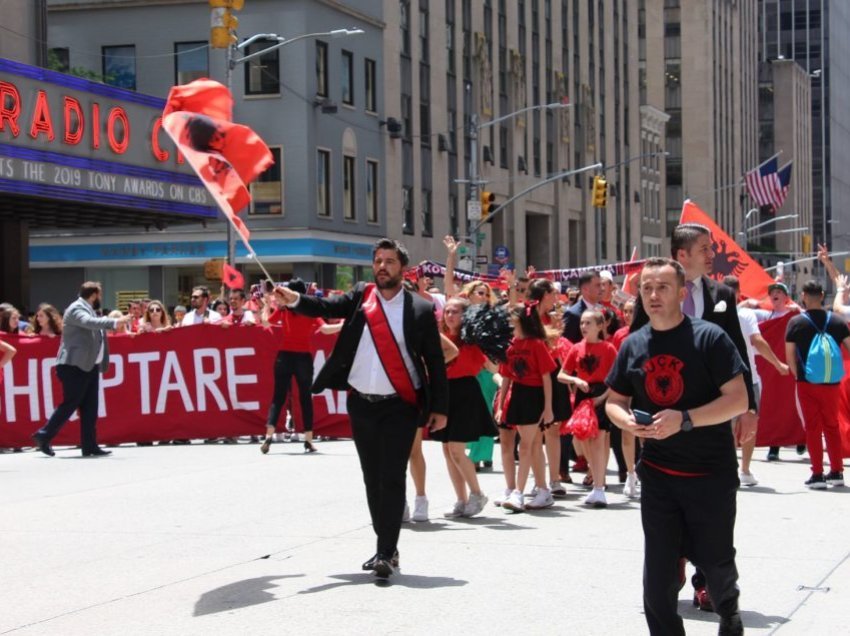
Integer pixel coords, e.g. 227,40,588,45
0,439,847,635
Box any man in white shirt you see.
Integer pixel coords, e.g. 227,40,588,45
181,285,222,326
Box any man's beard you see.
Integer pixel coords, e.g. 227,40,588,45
376,272,403,290
92,299,102,311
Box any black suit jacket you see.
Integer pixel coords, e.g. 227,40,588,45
292,282,449,421
631,275,756,409
562,298,590,344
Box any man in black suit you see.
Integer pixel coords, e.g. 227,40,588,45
631,223,754,611
563,270,603,344
274,238,448,579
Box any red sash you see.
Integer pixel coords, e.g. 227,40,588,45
361,284,419,406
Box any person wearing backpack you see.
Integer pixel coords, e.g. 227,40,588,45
785,279,850,489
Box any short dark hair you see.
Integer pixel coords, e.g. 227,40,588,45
723,275,740,292
578,271,600,290
802,280,824,297
287,277,307,294
192,285,210,298
641,257,686,288
79,281,102,300
671,223,710,259
372,238,409,266
229,288,247,300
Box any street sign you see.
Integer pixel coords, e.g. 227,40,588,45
476,255,488,265
478,231,486,239
458,256,474,271
494,244,510,264
467,200,482,221
458,245,468,255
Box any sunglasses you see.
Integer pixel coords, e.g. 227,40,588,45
149,307,163,313
190,295,202,300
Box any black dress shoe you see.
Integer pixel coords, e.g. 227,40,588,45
362,550,399,571
31,433,55,457
719,613,744,636
373,558,395,579
82,448,112,457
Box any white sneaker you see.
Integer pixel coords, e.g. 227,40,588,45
402,501,411,522
526,487,555,509
444,500,465,518
584,488,608,508
739,472,759,487
494,488,512,507
502,489,525,512
463,492,489,517
624,471,639,498
412,495,429,522
527,485,538,498
550,480,567,497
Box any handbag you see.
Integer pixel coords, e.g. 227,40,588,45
564,399,599,440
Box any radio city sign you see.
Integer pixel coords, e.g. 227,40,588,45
0,58,214,217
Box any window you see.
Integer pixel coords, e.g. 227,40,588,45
341,50,354,105
244,40,279,96
317,149,331,217
102,45,136,90
421,189,432,237
174,41,207,86
401,0,411,56
251,147,283,215
365,58,377,112
343,155,356,220
316,41,328,97
402,186,414,234
366,160,379,223
48,47,69,73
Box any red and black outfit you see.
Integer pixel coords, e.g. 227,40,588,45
562,340,618,431
431,336,496,443
265,307,323,433
499,337,557,425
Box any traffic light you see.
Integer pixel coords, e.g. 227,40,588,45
210,0,244,49
592,175,607,208
481,191,495,222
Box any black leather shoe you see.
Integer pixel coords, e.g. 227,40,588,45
31,433,55,457
362,550,399,571
719,613,744,636
82,448,112,457
373,558,395,579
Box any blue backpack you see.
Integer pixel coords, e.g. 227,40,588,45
801,311,845,384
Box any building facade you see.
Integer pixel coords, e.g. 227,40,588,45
641,0,759,242
382,0,645,274
42,0,386,306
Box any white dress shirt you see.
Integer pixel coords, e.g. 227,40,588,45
181,308,223,326
348,287,422,395
683,277,705,318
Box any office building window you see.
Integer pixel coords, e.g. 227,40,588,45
402,186,414,234
317,149,331,217
102,45,136,90
365,58,377,112
342,50,354,105
251,147,283,215
366,160,379,223
174,41,207,85
401,0,411,56
48,47,69,73
421,189,432,237
316,41,328,97
343,155,356,220
244,40,279,96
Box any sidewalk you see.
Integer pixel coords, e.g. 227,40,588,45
0,440,846,635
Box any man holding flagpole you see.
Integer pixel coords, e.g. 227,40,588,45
274,238,448,579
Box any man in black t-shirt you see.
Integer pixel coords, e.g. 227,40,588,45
606,257,748,636
785,279,850,489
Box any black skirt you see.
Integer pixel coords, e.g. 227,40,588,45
574,382,612,432
505,381,546,426
431,376,498,443
551,368,572,422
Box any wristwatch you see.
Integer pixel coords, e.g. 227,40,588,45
680,410,694,432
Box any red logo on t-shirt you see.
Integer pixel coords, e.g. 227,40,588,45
642,355,685,406
579,354,599,376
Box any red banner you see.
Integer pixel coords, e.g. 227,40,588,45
0,326,351,447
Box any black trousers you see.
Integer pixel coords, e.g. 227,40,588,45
637,462,740,636
37,364,101,453
266,351,314,431
347,392,419,559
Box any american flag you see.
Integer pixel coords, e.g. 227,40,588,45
745,156,792,210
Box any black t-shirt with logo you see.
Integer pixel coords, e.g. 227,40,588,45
605,317,746,474
785,309,850,384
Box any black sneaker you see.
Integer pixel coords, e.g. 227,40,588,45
805,473,827,490
825,471,845,487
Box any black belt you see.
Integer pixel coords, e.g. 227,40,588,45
350,389,399,403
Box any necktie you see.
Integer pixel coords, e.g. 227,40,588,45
683,281,696,317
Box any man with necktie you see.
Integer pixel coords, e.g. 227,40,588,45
32,282,130,458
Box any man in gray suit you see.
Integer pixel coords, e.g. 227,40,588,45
31,282,129,457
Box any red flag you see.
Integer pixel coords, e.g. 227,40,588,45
222,263,245,290
679,200,775,300
622,246,640,297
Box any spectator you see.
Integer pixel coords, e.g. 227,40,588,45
222,289,255,326
126,300,143,333
139,300,172,333
29,304,63,337
212,299,230,318
0,303,22,334
109,310,131,335
181,286,222,326
173,305,187,325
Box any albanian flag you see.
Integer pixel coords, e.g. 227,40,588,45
680,199,776,300
161,80,274,248
222,263,245,290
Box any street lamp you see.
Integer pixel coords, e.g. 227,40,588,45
745,213,798,234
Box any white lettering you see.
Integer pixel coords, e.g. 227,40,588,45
128,351,160,415
193,348,227,411
155,351,195,413
40,358,57,419
2,359,40,422
98,355,124,417
225,347,259,410
169,183,185,200
311,349,336,414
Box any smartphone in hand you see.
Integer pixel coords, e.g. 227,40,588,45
632,409,654,426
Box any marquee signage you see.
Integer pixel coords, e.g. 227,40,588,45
0,58,215,217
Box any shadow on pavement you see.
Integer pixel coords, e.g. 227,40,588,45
194,574,304,616
678,602,789,629
298,572,468,594
449,516,536,530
